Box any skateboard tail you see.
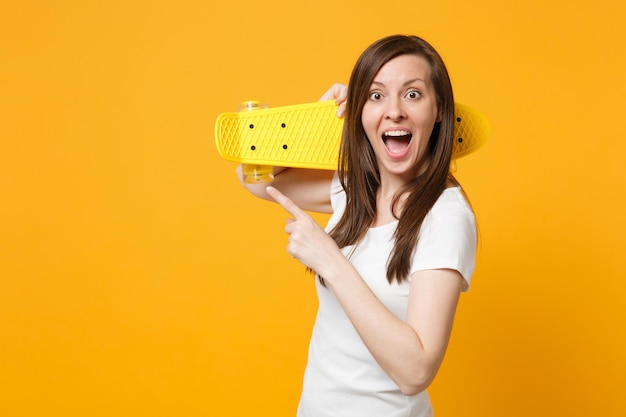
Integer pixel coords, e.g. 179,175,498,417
451,103,490,160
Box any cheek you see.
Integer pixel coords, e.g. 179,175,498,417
360,119,378,143
360,103,380,127
359,126,378,155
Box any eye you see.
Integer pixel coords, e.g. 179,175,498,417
369,91,383,101
406,89,422,99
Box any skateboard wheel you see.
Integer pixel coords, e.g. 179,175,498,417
237,100,268,112
237,101,274,183
242,164,274,183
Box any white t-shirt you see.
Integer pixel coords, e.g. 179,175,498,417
297,175,477,417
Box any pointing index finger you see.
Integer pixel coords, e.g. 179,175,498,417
266,186,307,220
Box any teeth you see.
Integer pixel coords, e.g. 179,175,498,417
383,130,411,137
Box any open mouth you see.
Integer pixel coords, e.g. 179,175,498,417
382,130,412,155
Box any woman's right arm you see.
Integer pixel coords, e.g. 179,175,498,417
237,166,335,214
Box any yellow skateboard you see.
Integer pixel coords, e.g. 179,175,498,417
215,100,489,182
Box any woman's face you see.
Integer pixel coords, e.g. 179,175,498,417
361,54,439,182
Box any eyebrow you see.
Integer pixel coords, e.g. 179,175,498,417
370,78,427,87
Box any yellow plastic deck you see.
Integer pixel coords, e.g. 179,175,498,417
215,100,489,170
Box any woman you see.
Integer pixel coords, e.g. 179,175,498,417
238,34,477,417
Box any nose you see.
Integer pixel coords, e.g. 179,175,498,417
384,98,406,121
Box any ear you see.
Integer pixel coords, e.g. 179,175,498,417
436,106,443,122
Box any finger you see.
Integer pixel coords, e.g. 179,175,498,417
318,84,336,101
266,186,308,220
336,101,346,118
319,83,347,102
335,83,348,101
332,84,347,117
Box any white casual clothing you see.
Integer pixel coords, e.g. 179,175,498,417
296,174,477,417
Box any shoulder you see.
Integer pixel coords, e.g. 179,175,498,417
421,187,475,233
432,187,474,216
421,187,476,242
412,187,477,287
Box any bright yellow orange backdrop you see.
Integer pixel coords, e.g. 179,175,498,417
1,1,625,416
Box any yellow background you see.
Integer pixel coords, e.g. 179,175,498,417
1,1,624,416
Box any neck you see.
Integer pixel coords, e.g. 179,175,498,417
374,177,409,227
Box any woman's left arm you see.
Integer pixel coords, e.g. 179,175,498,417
265,186,465,396
327,265,463,396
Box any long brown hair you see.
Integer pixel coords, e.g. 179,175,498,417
329,34,458,284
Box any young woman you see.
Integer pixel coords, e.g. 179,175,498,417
238,34,477,417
